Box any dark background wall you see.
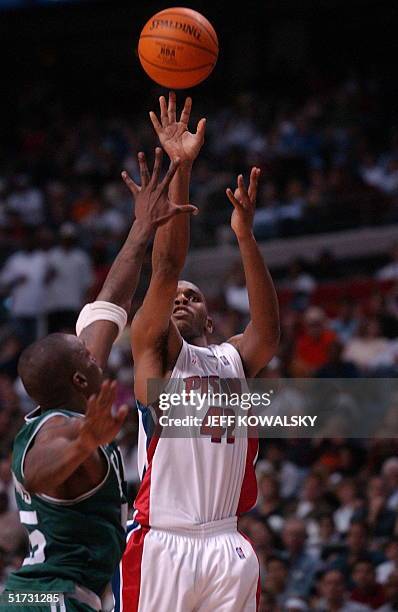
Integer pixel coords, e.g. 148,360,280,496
1,0,397,122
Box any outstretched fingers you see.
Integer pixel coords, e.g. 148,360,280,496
226,187,245,210
168,91,177,124
138,152,150,187
159,95,168,127
180,96,192,125
149,111,162,134
196,117,206,142
150,147,163,188
121,171,139,196
248,167,261,203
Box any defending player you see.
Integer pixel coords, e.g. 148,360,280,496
120,93,280,611
2,151,196,612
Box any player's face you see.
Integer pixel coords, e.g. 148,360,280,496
73,338,103,397
172,281,210,340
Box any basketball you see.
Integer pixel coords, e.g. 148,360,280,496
138,7,219,89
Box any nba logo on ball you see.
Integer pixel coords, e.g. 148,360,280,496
236,547,246,559
138,7,219,89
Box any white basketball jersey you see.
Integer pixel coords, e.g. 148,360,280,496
133,340,258,530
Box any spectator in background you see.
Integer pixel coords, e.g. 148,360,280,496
343,318,389,373
315,569,371,611
0,230,48,346
253,182,281,240
316,340,360,378
291,306,336,376
352,477,396,540
377,571,398,612
377,539,398,585
224,261,249,316
331,299,360,344
6,175,44,226
334,479,362,536
330,522,385,579
263,555,290,607
382,458,398,511
350,559,386,609
45,223,93,333
281,518,319,599
258,440,302,500
284,258,316,311
251,473,284,533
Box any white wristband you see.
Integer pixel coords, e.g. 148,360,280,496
76,301,128,340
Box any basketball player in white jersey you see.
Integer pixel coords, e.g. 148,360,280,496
119,93,280,612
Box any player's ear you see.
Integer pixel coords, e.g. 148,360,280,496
206,317,213,335
73,371,88,390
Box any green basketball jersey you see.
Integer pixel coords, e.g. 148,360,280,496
5,408,127,597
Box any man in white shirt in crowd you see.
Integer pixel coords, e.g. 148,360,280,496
0,230,48,346
6,175,44,226
45,222,93,333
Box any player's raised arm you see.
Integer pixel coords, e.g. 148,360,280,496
226,169,280,376
77,148,194,368
131,93,205,386
23,380,128,494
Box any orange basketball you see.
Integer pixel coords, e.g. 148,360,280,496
138,7,219,89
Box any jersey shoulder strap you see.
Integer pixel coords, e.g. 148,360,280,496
12,409,80,485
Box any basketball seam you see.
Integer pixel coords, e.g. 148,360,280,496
139,51,215,73
152,10,219,48
139,35,218,59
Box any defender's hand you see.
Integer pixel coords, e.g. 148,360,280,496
79,380,128,450
149,91,206,164
122,148,198,231
226,167,261,240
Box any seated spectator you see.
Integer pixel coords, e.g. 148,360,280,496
334,479,362,536
251,473,285,533
263,555,290,607
350,559,386,609
382,458,398,511
343,318,390,373
291,306,337,376
253,182,281,240
316,340,360,378
315,569,371,611
281,518,319,599
377,538,398,585
308,513,341,561
352,477,396,540
291,472,334,521
257,440,302,500
329,522,385,579
283,258,316,311
45,223,93,333
331,299,360,344
376,571,398,612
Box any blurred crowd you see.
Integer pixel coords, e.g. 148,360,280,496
1,74,398,610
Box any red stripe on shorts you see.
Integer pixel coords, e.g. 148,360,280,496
121,525,150,612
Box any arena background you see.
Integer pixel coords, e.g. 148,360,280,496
1,1,398,610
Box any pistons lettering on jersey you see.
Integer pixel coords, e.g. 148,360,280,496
184,375,242,395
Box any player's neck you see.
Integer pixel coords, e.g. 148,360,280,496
40,393,86,414
187,335,208,347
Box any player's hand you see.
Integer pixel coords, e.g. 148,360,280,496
122,148,198,230
149,91,206,165
226,167,261,240
78,380,128,450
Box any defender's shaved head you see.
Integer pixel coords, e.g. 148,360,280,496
18,333,102,410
